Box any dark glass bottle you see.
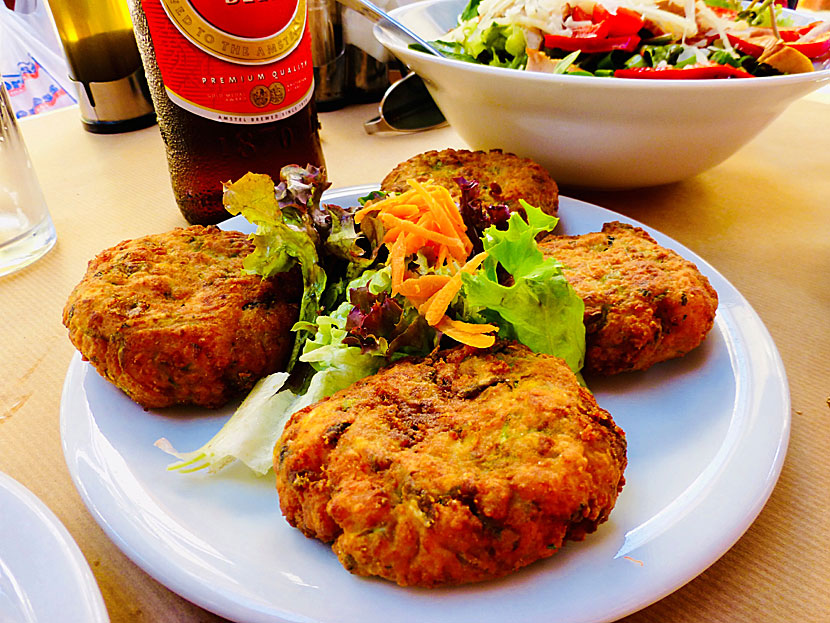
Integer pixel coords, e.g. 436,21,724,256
128,0,326,224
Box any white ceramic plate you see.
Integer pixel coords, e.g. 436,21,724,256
0,471,109,623
60,187,789,623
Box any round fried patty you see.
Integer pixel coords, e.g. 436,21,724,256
380,148,559,217
275,342,627,587
539,221,719,375
63,225,301,409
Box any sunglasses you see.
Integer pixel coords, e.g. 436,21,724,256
364,72,447,134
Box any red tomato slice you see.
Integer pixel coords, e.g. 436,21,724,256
787,33,830,59
727,32,768,57
570,5,592,22
605,7,645,36
614,64,754,79
544,33,641,53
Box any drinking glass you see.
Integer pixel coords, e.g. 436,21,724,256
0,81,57,277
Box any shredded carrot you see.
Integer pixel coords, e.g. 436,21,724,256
354,182,473,263
384,203,420,219
380,213,467,260
460,252,488,274
435,245,448,270
435,316,497,348
424,273,463,326
412,180,468,243
395,274,452,300
417,289,442,318
354,181,494,348
383,226,403,243
390,235,406,293
423,252,487,326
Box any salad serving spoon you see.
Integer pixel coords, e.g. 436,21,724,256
334,0,448,133
334,0,448,58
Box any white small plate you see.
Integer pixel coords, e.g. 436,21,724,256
0,471,109,623
60,187,789,623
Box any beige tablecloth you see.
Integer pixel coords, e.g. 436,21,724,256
1,92,828,622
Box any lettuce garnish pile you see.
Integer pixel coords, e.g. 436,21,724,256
157,166,585,475
222,166,373,367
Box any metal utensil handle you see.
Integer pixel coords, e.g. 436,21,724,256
335,0,446,57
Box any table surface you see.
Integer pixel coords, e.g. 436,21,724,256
2,86,828,623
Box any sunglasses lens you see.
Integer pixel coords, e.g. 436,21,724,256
379,74,446,131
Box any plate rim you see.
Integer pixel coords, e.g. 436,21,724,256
0,470,110,623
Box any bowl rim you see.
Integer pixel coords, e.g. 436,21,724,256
376,0,830,90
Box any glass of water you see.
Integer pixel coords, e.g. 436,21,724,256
0,81,57,278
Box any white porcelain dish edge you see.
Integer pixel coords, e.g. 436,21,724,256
0,471,109,623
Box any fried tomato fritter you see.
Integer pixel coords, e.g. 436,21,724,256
380,148,559,217
63,225,301,409
539,222,718,376
275,342,627,587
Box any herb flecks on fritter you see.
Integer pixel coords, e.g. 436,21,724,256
275,341,627,587
539,221,718,375
63,225,301,409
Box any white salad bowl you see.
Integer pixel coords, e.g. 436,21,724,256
374,0,830,188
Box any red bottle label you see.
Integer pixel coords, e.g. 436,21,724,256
142,0,314,123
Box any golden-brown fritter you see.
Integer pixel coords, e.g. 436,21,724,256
275,341,627,587
63,225,301,409
380,148,559,216
539,221,718,376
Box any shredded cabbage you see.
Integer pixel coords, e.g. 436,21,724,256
446,0,706,43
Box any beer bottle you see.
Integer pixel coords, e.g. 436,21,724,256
127,0,327,225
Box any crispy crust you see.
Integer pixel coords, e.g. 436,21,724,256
62,225,301,409
380,148,559,216
539,222,718,375
275,342,627,587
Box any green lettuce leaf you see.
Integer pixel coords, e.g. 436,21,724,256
155,365,364,476
223,171,328,367
459,0,482,21
461,202,586,373
223,166,375,368
446,18,528,68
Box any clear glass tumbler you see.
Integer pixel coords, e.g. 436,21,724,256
0,81,57,278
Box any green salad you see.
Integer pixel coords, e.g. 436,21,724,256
157,165,586,475
422,0,830,78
